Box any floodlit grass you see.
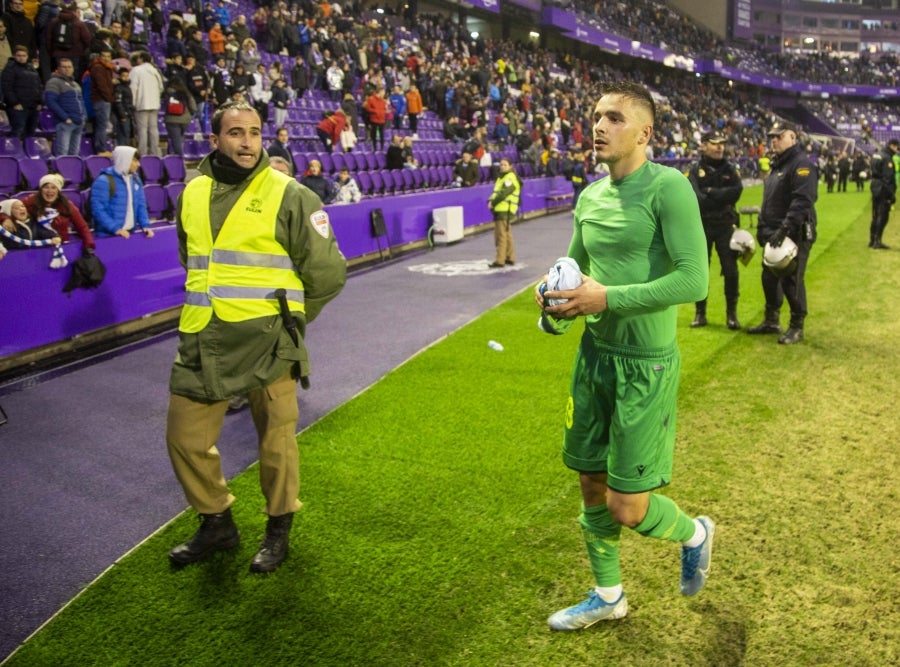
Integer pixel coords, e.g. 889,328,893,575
5,186,899,667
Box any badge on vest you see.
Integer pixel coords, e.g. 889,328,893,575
246,197,263,214
310,210,331,238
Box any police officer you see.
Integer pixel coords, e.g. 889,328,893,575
687,130,744,329
748,121,817,345
488,157,521,268
868,137,899,249
165,100,347,572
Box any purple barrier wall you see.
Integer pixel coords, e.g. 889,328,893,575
1,177,572,360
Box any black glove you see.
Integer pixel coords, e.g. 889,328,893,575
769,226,788,248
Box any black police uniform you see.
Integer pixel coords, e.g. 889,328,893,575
754,143,818,340
868,144,898,249
687,153,744,328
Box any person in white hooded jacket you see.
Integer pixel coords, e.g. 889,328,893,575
90,145,155,238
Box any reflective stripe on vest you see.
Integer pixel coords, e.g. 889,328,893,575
178,168,304,333
491,173,521,215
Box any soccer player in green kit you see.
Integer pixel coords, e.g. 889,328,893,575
537,81,715,630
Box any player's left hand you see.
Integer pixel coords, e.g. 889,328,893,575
543,275,608,318
533,275,549,309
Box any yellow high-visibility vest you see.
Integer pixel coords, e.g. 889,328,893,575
491,172,521,215
178,168,305,333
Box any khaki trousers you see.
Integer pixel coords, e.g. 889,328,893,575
166,372,302,516
493,212,516,265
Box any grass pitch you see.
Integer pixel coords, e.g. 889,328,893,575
4,185,899,667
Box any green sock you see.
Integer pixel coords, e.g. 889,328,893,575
580,504,622,587
633,494,696,543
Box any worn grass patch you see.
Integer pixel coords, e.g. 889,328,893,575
5,186,899,667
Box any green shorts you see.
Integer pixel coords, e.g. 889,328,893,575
562,333,681,494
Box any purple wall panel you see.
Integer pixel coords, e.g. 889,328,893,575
1,178,570,359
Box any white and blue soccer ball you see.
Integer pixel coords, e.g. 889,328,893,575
543,257,583,306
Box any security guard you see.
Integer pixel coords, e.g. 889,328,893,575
488,157,521,268
166,101,347,572
868,137,899,249
748,121,817,345
687,130,744,329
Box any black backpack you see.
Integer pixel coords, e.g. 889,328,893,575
52,18,75,51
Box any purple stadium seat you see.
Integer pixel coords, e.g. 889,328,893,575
0,137,25,158
17,158,50,190
60,188,83,211
410,168,424,190
356,171,373,196
162,155,186,183
343,152,358,171
0,109,9,134
369,171,384,195
401,169,415,191
293,152,308,176
38,109,55,134
84,154,112,181
380,170,396,194
54,155,85,187
139,155,164,184
363,152,378,170
25,137,52,160
331,153,346,172
164,182,186,214
0,156,20,196
318,152,334,174
374,152,387,170
143,184,168,221
78,136,94,157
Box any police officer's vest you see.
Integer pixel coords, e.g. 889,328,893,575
178,168,305,333
491,171,521,215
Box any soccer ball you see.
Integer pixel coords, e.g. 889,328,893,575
543,257,582,306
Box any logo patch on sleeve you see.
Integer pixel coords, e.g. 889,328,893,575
796,168,811,177
310,210,331,239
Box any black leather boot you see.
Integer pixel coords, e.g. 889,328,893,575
250,513,294,573
169,508,240,566
778,328,804,345
747,310,781,334
690,301,707,328
724,278,740,330
726,308,741,330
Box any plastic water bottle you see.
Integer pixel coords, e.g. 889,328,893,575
487,340,504,352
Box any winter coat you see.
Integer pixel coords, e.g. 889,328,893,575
89,55,115,103
44,71,85,124
317,111,346,145
364,93,387,124
405,89,423,114
90,166,151,236
45,9,92,59
129,61,164,111
1,58,42,107
389,92,406,117
22,193,94,249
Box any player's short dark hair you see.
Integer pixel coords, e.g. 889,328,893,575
211,100,260,135
599,81,656,125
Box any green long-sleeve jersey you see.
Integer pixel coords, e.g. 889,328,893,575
567,160,708,350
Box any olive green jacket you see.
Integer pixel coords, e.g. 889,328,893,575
170,152,347,401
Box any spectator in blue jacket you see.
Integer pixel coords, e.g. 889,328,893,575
91,145,155,239
213,0,231,30
389,84,407,131
44,58,85,156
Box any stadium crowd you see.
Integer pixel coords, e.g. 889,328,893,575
0,0,897,250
